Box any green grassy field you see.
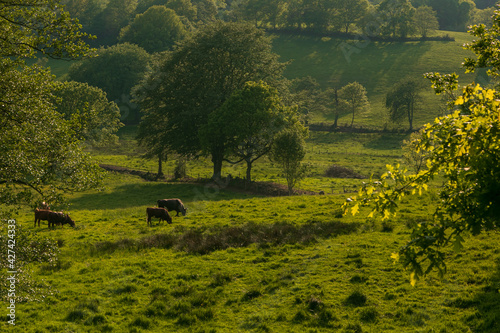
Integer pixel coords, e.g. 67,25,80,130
272,31,481,128
3,171,500,332
40,30,481,130
4,31,499,332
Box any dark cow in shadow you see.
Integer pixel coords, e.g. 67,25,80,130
35,209,75,228
157,198,187,216
147,207,172,226
47,211,75,228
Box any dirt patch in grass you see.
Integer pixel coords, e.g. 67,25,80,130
100,164,318,196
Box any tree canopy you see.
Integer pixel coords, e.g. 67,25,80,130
51,81,123,146
338,82,370,127
270,127,308,195
385,77,424,131
1,0,104,211
119,5,188,53
200,81,299,182
68,43,151,123
344,7,500,285
133,21,287,180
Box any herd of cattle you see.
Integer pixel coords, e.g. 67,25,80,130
33,199,187,229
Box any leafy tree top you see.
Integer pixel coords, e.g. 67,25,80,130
133,21,287,157
0,0,94,60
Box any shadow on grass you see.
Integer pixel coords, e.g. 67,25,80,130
445,257,500,332
465,257,500,332
363,133,410,151
90,220,360,256
69,182,255,210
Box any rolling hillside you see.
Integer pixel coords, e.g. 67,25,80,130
272,31,482,128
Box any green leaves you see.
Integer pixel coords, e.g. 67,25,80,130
133,21,288,178
0,1,103,211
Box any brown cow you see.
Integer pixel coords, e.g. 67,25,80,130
47,211,75,228
157,198,187,216
147,207,172,226
34,209,50,227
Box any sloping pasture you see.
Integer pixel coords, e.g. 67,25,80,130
4,171,500,332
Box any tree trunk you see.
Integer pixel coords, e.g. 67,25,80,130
408,101,414,131
333,87,339,128
157,154,164,177
246,159,252,184
211,150,224,181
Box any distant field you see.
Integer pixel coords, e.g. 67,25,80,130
272,31,481,128
93,126,409,194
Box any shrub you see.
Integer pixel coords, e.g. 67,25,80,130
66,309,87,322
325,165,365,179
174,158,187,179
241,289,262,301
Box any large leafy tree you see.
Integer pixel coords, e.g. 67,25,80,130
0,0,103,210
89,0,138,45
338,82,370,127
413,5,439,38
378,0,415,38
133,21,287,180
345,7,500,285
331,0,370,34
119,5,187,53
200,81,299,183
270,127,308,195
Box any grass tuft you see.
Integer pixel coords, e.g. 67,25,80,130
343,290,367,307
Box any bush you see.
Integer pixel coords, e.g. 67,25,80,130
325,165,365,179
174,158,187,179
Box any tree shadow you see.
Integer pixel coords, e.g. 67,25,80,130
69,182,254,210
362,133,411,151
465,257,500,332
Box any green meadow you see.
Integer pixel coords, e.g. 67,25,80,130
272,31,481,128
4,33,500,332
5,171,500,332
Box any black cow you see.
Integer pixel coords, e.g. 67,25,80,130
47,211,75,228
147,207,172,226
157,198,187,216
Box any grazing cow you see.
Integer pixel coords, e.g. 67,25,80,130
34,209,51,227
157,198,187,216
47,211,75,228
147,207,172,226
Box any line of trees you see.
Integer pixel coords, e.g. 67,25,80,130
60,0,498,51
229,0,491,37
